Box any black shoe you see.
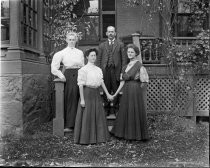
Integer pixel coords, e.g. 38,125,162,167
141,137,152,142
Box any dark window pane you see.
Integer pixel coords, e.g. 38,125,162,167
23,25,27,43
33,13,37,29
75,16,99,41
23,4,27,23
1,19,9,41
102,0,115,11
177,15,204,37
29,10,32,26
21,0,37,47
43,0,53,53
29,28,32,45
33,31,37,47
74,0,99,15
28,0,31,7
102,14,115,38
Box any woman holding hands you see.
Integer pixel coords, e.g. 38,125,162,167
110,44,150,141
74,48,112,145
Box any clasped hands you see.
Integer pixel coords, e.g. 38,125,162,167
107,93,116,102
80,93,116,108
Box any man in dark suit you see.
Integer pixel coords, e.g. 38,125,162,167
97,26,127,116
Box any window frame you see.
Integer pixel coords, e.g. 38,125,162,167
1,0,10,43
20,0,38,49
77,0,116,45
172,0,209,37
43,0,53,54
100,0,116,40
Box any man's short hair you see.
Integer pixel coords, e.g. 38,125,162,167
106,26,115,32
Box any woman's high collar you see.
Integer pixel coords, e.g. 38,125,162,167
87,62,95,66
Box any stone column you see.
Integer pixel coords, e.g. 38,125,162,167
7,0,22,59
53,79,65,137
37,0,45,62
132,33,142,63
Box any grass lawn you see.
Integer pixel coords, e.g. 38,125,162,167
0,113,209,167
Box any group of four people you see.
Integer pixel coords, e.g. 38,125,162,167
51,26,149,145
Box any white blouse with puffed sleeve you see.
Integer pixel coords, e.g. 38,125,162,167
77,62,104,87
51,47,84,79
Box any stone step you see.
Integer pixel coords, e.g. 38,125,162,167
106,114,116,127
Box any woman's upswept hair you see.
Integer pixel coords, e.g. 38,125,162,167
66,31,78,41
126,43,140,56
85,48,98,57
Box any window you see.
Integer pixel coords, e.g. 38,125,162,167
74,0,116,43
1,0,10,42
73,0,100,43
21,0,38,48
172,0,209,37
43,0,53,54
101,0,115,38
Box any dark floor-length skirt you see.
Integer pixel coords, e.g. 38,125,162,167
111,80,149,140
64,69,80,129
74,86,110,144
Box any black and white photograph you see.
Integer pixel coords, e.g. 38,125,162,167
0,0,209,167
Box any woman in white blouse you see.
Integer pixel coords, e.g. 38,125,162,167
51,32,84,132
74,48,111,145
110,44,150,141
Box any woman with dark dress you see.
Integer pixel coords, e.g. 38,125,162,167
51,32,84,132
110,44,149,141
74,48,111,145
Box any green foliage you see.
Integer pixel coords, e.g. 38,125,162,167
124,0,209,73
175,30,210,73
49,0,79,50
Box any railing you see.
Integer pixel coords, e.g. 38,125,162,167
138,36,197,64
139,37,162,64
173,37,197,46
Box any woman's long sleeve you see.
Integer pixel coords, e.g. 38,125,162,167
51,52,65,79
140,66,149,83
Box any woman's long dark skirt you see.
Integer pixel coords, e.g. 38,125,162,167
74,87,110,144
111,80,149,140
64,69,80,129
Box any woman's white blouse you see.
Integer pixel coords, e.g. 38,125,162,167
77,62,104,87
51,47,84,79
125,60,149,83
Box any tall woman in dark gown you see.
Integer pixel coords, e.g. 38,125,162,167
110,44,149,141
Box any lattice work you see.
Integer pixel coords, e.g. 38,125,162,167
146,76,209,116
195,78,210,112
173,81,191,115
147,78,174,112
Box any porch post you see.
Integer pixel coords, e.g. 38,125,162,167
132,33,142,63
53,78,65,137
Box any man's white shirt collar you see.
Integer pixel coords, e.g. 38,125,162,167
108,39,115,44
